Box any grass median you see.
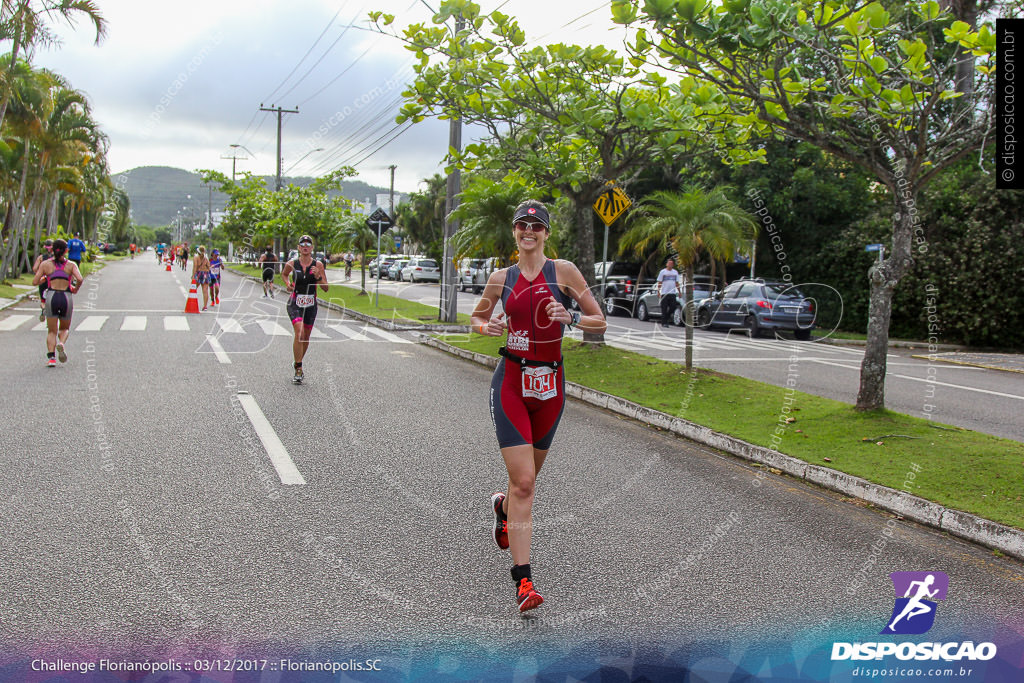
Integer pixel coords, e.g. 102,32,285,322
438,334,1024,531
229,264,470,325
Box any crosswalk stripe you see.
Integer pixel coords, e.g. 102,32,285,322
256,320,291,336
327,324,370,341
215,318,245,334
309,326,329,339
163,316,190,331
75,315,108,331
0,315,31,331
120,316,147,331
361,326,412,344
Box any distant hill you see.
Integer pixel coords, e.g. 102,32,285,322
113,166,399,227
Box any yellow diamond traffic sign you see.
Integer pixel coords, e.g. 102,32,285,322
593,183,632,227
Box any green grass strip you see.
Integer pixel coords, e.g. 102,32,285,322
229,264,469,325
440,334,1024,530
1,260,105,299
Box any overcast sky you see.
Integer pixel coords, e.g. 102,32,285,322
30,0,627,193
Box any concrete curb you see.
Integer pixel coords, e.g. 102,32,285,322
0,291,31,311
420,335,1024,563
223,265,471,334
909,354,1024,375
818,337,971,352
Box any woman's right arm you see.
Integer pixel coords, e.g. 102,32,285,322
470,270,507,336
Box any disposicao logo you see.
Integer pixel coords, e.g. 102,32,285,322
882,571,948,635
831,571,997,663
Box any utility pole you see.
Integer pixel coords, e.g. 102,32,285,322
388,164,396,251
260,104,299,190
440,13,465,323
260,104,298,256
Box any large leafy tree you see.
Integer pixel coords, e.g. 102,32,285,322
371,0,760,342
620,186,757,369
613,0,996,410
200,167,356,258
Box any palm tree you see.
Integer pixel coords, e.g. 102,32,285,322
450,173,545,265
0,0,107,131
340,214,378,295
620,185,757,370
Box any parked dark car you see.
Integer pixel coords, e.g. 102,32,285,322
592,260,652,317
696,278,815,340
636,278,717,326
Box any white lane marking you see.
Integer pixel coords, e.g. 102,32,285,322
236,392,306,486
328,323,370,341
0,315,31,331
361,326,412,344
808,358,1024,401
206,334,231,364
612,335,680,351
32,322,46,331
164,316,190,331
257,320,291,336
179,286,187,297
75,315,108,331
216,318,246,334
120,316,147,331
309,326,329,339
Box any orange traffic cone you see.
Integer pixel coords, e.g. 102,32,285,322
184,279,201,314
166,258,172,272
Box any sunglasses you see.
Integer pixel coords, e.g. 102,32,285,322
514,221,547,233
298,241,313,247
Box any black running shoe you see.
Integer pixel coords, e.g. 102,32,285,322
292,367,303,384
491,492,509,549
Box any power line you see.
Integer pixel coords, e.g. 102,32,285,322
297,44,373,107
262,0,351,104
275,18,361,104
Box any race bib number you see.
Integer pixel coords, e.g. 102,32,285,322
295,293,315,308
521,366,558,401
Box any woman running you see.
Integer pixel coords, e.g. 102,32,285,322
471,200,605,612
32,239,84,367
280,234,328,384
208,248,223,305
191,245,212,310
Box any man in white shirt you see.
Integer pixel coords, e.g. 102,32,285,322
656,258,680,328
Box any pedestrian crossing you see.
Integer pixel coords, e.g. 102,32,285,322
1,309,866,359
0,312,414,344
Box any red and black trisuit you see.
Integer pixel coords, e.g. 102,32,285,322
490,260,571,450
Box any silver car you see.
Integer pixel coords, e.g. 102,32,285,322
636,282,716,326
389,259,410,280
402,257,441,283
458,258,488,293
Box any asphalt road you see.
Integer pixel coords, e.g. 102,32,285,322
0,258,1021,681
338,273,1024,442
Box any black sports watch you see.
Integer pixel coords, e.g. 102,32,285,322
567,311,581,329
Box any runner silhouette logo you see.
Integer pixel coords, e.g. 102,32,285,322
881,571,949,635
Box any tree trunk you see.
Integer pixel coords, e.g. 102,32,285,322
684,263,694,370
573,195,604,345
855,189,916,411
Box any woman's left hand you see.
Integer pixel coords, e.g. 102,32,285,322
544,297,572,325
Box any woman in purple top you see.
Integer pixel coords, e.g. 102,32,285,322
32,239,84,367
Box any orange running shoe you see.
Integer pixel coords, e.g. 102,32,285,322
516,578,543,612
491,492,509,549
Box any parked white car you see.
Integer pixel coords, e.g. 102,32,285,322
402,257,441,283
